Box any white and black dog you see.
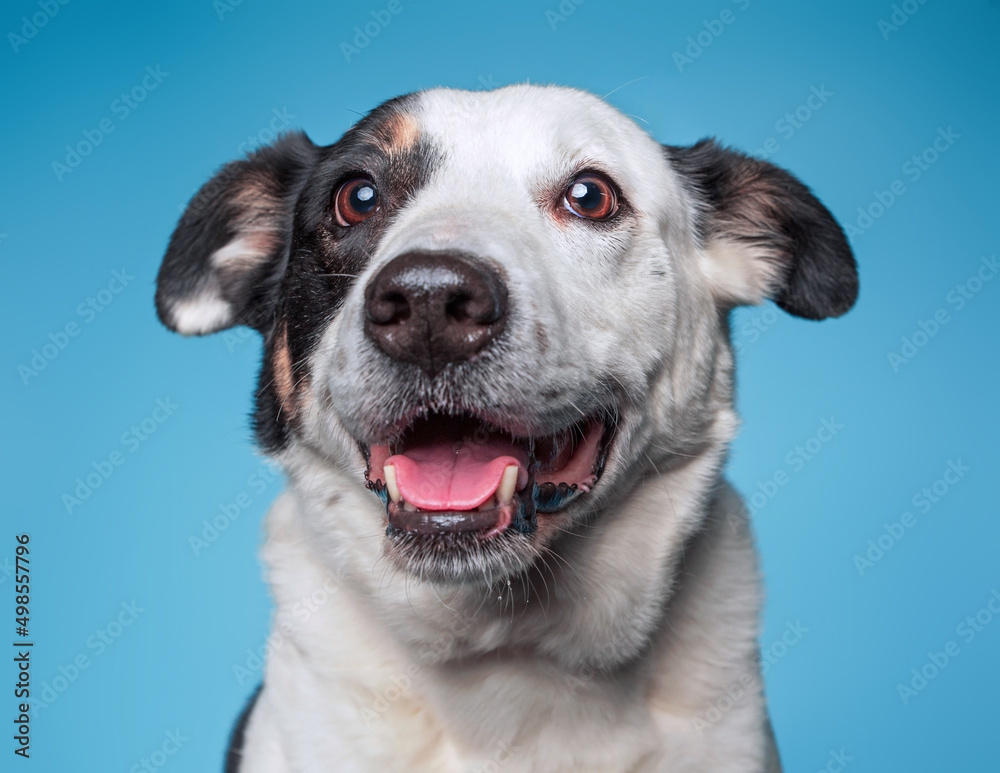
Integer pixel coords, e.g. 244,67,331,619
156,85,857,772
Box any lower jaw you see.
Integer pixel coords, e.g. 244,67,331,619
380,473,599,540
388,500,519,537
386,479,535,538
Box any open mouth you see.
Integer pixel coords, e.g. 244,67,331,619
365,411,611,538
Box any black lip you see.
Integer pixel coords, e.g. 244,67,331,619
385,483,537,537
388,505,504,534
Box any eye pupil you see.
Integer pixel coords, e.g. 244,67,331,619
565,173,618,220
571,181,603,210
352,184,376,210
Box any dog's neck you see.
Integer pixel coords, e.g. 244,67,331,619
250,421,769,771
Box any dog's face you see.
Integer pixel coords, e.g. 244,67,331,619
157,86,856,586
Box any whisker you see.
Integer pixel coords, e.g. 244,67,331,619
599,75,649,103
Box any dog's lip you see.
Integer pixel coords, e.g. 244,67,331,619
363,410,613,537
387,499,517,538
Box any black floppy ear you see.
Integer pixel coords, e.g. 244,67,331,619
155,131,320,335
666,139,858,320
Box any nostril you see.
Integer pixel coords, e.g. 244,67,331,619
446,290,504,326
445,291,473,323
368,292,410,325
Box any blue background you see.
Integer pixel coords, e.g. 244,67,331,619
3,0,998,770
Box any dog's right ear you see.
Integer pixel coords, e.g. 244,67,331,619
155,132,320,336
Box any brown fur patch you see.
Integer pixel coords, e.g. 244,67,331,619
232,170,285,229
272,322,297,420
370,112,420,155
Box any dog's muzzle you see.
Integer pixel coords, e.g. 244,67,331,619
358,250,612,543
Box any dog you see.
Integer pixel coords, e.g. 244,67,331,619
155,85,857,772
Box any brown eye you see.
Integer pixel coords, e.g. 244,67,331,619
334,177,379,226
564,173,618,220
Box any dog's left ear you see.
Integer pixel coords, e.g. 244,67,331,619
156,131,320,335
666,139,858,320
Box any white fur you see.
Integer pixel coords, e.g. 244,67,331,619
169,292,232,335
701,237,783,306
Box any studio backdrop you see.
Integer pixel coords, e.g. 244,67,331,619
2,0,998,770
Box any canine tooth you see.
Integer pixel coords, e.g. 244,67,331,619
384,464,401,503
497,464,519,506
403,500,418,512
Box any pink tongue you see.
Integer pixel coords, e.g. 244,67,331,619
387,438,529,511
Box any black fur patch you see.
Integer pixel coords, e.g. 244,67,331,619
253,97,441,452
665,139,858,320
224,683,262,773
156,94,440,453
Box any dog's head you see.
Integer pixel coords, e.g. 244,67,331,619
157,85,857,586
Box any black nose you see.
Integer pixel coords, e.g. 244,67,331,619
364,251,508,375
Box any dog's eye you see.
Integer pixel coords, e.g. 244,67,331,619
334,177,380,226
564,173,618,220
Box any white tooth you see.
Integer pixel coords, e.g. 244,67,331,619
403,500,418,512
384,465,401,504
497,465,519,506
